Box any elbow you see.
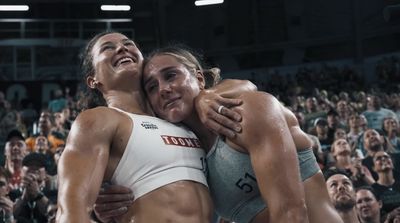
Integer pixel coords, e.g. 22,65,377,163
244,80,258,91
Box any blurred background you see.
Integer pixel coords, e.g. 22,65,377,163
0,0,399,108
0,1,400,222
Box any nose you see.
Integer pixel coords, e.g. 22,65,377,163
116,42,128,53
337,183,346,192
159,81,172,97
12,145,20,153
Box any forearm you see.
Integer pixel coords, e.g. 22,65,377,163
35,195,49,216
13,195,29,216
208,79,257,98
58,202,93,223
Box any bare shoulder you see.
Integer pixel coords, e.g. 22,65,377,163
73,107,120,128
237,91,283,117
66,107,122,149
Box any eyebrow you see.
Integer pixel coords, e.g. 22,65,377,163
99,38,134,49
143,66,176,86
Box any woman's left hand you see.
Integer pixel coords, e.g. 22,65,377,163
195,89,242,138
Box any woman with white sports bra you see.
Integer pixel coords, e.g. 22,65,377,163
56,32,213,223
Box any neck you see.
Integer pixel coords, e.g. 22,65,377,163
105,90,152,115
367,149,381,158
349,127,361,134
378,171,395,186
388,131,397,139
335,156,352,169
360,216,380,223
183,111,217,152
338,208,360,223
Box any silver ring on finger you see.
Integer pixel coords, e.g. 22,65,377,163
217,105,225,114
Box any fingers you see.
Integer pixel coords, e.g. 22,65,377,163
216,105,242,123
94,202,131,221
204,118,238,139
218,97,243,108
100,184,133,195
216,98,243,122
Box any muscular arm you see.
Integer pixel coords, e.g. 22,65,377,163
208,79,257,97
57,108,116,223
230,92,308,223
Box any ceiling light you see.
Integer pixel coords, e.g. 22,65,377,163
195,0,224,6
101,5,131,11
0,5,29,11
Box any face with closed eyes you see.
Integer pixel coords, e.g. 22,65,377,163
88,33,143,92
143,54,205,123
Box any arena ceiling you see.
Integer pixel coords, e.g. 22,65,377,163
0,0,399,80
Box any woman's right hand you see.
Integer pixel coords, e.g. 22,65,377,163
93,183,134,223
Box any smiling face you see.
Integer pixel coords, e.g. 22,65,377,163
143,54,205,123
356,189,381,221
87,32,143,92
5,137,27,162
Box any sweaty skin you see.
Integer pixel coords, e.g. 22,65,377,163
94,49,343,223
56,33,212,223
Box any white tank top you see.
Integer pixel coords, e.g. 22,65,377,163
110,108,207,200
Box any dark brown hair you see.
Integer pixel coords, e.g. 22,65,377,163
78,31,118,110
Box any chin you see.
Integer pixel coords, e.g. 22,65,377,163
166,115,182,124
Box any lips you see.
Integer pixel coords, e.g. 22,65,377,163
163,97,181,110
113,55,137,67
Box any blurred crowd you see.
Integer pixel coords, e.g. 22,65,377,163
0,55,399,222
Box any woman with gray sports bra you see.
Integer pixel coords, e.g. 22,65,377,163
94,46,344,223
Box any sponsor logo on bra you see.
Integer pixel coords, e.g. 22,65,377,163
161,135,201,148
141,121,158,129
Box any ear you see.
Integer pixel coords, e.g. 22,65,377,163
195,70,206,90
378,200,382,208
87,76,97,89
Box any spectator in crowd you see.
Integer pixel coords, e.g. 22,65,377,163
334,128,348,141
361,129,399,180
362,95,397,130
382,116,400,152
19,99,38,137
60,107,73,130
325,169,360,223
51,112,69,140
314,118,333,153
371,151,400,215
0,166,14,223
330,138,374,187
336,100,351,129
3,130,27,193
25,111,65,153
359,114,368,131
347,113,364,152
33,136,57,176
46,200,57,223
327,109,345,141
14,153,51,223
0,102,18,151
384,207,400,223
355,186,382,223
47,89,67,113
304,96,327,132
